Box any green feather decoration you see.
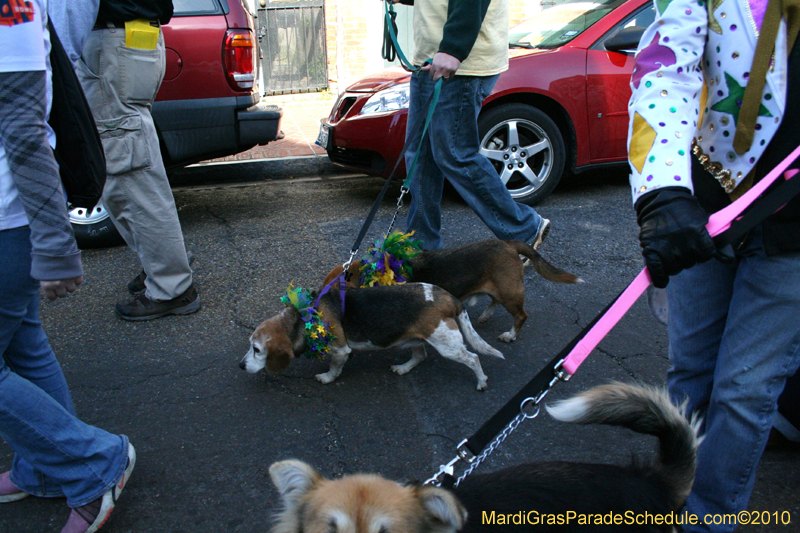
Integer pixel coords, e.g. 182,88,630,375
359,231,423,287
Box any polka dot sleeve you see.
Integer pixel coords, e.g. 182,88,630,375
627,0,709,204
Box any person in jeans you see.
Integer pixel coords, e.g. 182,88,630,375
0,3,135,532
626,0,800,529
63,0,199,321
392,0,550,251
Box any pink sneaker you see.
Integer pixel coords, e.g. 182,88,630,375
60,443,136,533
0,471,29,503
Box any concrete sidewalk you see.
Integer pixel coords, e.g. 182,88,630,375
205,96,334,164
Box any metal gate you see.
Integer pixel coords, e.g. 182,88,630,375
257,0,328,95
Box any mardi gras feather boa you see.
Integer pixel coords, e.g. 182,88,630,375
280,284,335,360
359,231,423,287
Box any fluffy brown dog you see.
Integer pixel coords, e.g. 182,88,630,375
269,382,700,532
323,239,582,342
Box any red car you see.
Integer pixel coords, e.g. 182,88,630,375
70,0,282,248
318,0,653,205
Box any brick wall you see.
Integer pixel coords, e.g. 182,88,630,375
323,0,387,94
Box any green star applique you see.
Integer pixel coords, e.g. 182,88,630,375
711,72,772,125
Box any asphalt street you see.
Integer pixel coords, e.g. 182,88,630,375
2,160,798,532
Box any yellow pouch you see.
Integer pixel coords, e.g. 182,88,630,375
125,19,159,50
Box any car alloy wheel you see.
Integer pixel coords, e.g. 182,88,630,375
478,103,566,205
68,202,124,249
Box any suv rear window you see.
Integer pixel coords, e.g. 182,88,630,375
173,0,223,16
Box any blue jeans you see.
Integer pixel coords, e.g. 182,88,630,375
404,72,543,250
0,226,128,508
666,226,800,532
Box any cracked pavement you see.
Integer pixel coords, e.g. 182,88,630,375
2,161,797,532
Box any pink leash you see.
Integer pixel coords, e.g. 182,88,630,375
561,145,800,375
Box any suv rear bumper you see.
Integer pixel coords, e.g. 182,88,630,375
153,95,282,168
238,101,282,146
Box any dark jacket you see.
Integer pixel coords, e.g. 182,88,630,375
693,37,800,256
97,0,173,25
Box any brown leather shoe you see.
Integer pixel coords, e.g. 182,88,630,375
115,284,201,321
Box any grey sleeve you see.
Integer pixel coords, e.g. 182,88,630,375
0,70,82,281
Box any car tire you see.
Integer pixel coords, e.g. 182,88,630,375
69,202,125,249
477,103,566,205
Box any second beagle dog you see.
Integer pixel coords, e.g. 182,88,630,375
323,239,582,342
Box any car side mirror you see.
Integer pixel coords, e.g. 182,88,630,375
604,26,645,53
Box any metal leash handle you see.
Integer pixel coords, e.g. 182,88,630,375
424,362,569,487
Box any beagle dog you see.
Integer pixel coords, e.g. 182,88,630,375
323,239,582,343
268,382,701,533
240,283,504,390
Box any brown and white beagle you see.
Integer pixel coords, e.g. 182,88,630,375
323,239,583,343
240,283,504,390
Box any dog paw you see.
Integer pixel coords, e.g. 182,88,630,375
391,364,410,375
498,331,517,343
315,373,335,384
477,379,488,391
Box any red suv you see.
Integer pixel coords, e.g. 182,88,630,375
70,0,282,247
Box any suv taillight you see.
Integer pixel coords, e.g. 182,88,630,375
224,29,255,91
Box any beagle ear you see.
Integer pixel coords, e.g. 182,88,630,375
266,334,295,374
417,486,468,532
269,460,321,509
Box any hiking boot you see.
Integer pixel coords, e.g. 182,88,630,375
127,251,195,294
60,443,136,533
0,471,29,503
115,284,201,321
127,271,147,295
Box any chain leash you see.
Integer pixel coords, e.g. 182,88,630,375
385,187,409,236
424,360,570,488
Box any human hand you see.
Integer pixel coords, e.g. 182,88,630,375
635,187,715,288
41,276,83,301
421,52,461,81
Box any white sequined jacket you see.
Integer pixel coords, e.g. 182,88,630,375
627,0,789,205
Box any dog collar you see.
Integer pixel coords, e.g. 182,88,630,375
281,284,337,359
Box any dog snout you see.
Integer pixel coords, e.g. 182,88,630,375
239,358,247,370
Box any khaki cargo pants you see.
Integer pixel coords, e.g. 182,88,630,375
77,25,192,301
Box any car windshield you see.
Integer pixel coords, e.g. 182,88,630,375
509,0,627,49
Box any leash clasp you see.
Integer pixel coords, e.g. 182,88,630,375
342,249,359,278
424,455,461,487
553,358,572,382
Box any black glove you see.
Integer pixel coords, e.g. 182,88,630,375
635,187,716,288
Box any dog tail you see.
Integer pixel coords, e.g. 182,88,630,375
509,240,583,284
546,382,701,502
457,310,504,359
